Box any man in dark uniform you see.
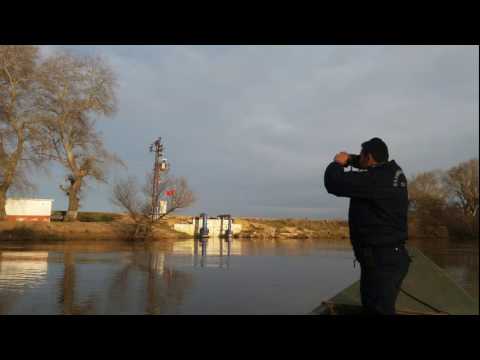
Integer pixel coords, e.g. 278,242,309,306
324,137,411,315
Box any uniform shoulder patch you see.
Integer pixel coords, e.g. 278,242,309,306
393,169,407,187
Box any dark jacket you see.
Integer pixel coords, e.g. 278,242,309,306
324,160,408,250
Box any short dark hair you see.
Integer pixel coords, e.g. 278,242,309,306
361,137,389,163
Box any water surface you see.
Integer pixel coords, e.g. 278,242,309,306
0,237,477,314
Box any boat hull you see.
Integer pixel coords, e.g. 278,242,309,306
310,247,479,315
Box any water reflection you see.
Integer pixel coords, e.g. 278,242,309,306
193,239,233,269
173,237,241,256
0,251,49,314
0,251,49,291
0,237,477,314
57,251,97,315
132,250,193,314
91,248,194,314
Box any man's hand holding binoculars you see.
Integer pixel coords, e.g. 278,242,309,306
334,152,362,168
334,152,350,167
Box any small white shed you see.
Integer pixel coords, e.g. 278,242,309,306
5,198,54,222
159,200,167,215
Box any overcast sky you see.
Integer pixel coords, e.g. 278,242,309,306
31,45,478,219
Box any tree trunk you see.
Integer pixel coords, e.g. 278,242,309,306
65,179,82,222
0,189,7,220
66,191,79,221
0,129,24,220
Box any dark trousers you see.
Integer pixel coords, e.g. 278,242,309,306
356,246,411,315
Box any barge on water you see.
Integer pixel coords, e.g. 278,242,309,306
310,247,479,315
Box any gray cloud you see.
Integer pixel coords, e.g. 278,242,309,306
31,45,478,219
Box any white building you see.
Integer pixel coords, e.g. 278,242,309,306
159,200,167,215
5,198,54,222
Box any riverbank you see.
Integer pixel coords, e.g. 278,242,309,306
232,218,350,239
0,216,190,242
0,212,458,242
160,216,350,240
0,214,351,242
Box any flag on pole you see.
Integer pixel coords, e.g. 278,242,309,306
165,189,176,197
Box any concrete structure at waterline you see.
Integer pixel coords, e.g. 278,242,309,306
174,215,242,238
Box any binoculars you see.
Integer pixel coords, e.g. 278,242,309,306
347,154,361,168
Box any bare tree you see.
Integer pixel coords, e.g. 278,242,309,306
36,50,120,221
408,160,479,239
443,159,479,236
443,159,479,218
0,45,49,218
408,170,447,207
164,177,195,216
111,176,147,223
142,170,195,218
407,170,449,237
112,171,195,237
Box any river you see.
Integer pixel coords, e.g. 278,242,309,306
0,237,477,314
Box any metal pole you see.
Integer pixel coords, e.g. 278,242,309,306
220,216,224,239
150,137,164,222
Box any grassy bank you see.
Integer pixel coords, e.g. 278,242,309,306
1,211,456,243
0,213,351,242
0,214,190,242
233,217,350,240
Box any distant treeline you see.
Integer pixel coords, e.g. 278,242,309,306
408,158,479,240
